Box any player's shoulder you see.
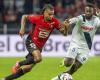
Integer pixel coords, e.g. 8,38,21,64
52,17,60,23
74,14,83,20
93,15,100,21
29,14,43,19
34,15,43,19
78,14,86,19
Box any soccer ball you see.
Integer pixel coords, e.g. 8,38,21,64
59,73,73,80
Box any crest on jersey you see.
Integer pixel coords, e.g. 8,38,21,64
50,22,55,28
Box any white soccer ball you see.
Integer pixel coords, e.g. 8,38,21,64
59,73,73,80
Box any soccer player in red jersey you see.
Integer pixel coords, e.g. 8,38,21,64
3,4,69,80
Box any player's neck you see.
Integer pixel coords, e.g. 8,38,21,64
85,15,93,20
44,17,51,22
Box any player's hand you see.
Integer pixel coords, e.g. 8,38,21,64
63,19,70,29
19,28,25,38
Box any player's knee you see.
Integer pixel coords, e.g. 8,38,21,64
34,56,42,63
64,58,74,67
24,65,33,73
32,50,42,63
27,67,32,72
64,61,72,67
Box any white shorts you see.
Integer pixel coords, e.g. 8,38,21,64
65,45,90,64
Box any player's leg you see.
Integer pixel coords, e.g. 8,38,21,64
12,37,42,73
60,47,77,67
4,49,42,80
51,47,77,80
63,46,78,67
4,64,34,80
52,59,81,80
51,58,75,80
64,48,89,75
59,57,80,75
17,49,42,67
65,59,82,75
3,35,42,80
11,53,36,74
17,35,42,66
64,50,89,76
13,35,42,70
4,68,25,80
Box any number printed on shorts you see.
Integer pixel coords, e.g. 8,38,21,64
71,48,78,54
30,43,36,48
72,48,76,52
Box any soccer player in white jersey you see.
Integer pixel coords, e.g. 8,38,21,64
52,3,100,80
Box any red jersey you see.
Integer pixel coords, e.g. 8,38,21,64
28,15,61,48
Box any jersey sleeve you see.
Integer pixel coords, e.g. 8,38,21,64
28,15,37,23
69,15,83,24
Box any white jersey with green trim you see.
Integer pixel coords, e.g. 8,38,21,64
69,14,100,49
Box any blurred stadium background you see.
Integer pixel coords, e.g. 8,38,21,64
0,0,100,80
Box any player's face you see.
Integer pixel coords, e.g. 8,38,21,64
85,6,94,19
44,9,54,21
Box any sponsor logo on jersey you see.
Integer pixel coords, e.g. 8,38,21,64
81,26,93,32
39,28,50,38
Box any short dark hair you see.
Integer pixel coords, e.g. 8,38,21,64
85,3,94,8
42,4,54,12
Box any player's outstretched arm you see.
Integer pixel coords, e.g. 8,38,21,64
60,19,70,36
19,15,28,38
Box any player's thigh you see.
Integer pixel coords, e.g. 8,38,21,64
65,46,78,59
25,35,42,62
64,47,78,66
25,35,42,53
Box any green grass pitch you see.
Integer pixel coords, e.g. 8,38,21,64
0,56,100,80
